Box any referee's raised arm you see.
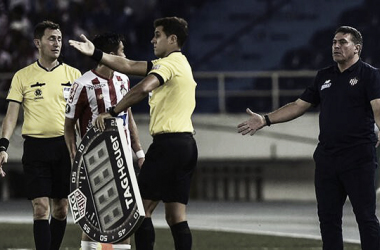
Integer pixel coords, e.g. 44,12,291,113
69,34,148,76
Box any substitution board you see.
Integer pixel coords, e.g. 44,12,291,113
69,118,145,243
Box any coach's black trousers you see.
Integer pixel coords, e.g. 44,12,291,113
314,144,380,250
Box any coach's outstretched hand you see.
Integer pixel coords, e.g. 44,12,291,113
69,34,95,56
237,108,266,136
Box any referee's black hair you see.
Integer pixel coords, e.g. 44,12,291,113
92,33,125,54
34,20,60,39
154,17,188,48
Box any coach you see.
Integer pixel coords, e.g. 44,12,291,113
238,26,380,250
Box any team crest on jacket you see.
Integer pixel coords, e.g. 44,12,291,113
349,77,359,86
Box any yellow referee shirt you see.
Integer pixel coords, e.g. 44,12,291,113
7,61,81,138
148,51,196,135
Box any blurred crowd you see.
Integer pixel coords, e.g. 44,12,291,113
0,0,203,112
0,0,203,72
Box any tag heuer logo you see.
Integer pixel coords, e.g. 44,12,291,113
70,118,145,243
68,188,87,223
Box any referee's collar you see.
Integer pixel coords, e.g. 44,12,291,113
164,50,182,58
36,60,62,72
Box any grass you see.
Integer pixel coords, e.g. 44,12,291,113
0,223,361,250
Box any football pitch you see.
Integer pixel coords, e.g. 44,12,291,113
0,223,361,250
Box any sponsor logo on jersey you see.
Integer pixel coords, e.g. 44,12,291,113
321,80,332,91
34,89,44,100
88,84,107,90
89,78,107,90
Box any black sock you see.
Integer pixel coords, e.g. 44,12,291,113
170,221,192,250
50,217,67,250
33,220,51,250
135,218,155,250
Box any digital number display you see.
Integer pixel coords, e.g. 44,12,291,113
69,118,145,243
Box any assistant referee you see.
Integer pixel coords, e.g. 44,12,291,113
0,21,81,250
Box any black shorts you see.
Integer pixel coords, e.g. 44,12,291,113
138,133,198,204
22,136,71,200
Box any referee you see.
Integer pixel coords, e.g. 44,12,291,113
69,17,197,250
0,21,81,250
238,26,380,250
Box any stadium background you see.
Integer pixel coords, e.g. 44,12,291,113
0,0,379,246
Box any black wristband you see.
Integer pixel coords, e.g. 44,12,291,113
109,106,118,117
91,48,103,62
264,115,271,127
0,138,9,152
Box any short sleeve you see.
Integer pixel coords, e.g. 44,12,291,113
299,72,321,106
366,68,380,101
6,72,24,103
149,58,174,84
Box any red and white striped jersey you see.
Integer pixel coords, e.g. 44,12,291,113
65,69,130,139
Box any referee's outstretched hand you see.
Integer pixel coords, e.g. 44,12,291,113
237,108,266,136
0,151,8,177
94,112,112,132
69,34,95,56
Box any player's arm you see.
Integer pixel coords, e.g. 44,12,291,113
95,74,160,131
0,101,21,177
128,108,145,168
370,98,380,147
64,117,77,161
69,34,147,76
237,98,312,136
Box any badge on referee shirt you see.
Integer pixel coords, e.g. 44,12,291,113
69,118,145,243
